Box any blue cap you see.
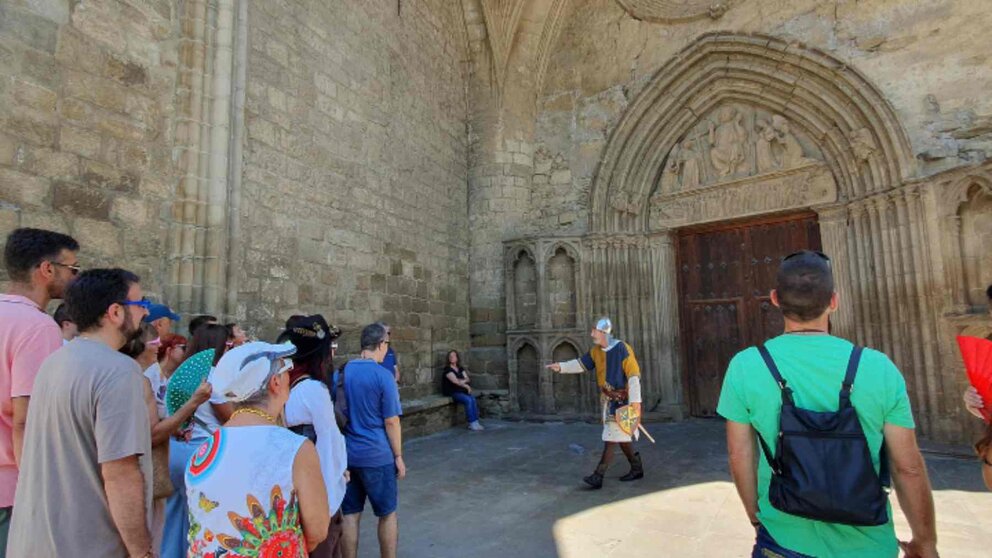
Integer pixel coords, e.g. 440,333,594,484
144,303,180,323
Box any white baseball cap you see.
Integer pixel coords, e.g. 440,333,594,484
209,341,297,402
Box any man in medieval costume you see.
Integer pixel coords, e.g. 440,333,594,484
547,317,643,489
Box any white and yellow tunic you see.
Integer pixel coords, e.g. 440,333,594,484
558,340,642,442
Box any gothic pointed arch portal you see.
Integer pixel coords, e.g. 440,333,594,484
561,32,951,437
590,32,915,233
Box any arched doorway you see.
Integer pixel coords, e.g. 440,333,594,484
579,32,934,428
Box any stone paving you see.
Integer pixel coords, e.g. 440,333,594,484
354,419,992,557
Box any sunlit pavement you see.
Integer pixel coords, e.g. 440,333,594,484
353,420,992,557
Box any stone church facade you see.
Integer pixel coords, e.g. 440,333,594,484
1,0,990,443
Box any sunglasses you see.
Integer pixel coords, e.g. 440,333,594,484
49,261,82,276
783,250,830,263
121,298,152,310
146,337,162,347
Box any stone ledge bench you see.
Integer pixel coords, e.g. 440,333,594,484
399,389,511,439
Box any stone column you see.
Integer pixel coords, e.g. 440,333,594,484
166,0,243,320
648,230,683,418
815,204,855,340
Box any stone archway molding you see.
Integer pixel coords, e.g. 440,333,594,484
590,32,916,233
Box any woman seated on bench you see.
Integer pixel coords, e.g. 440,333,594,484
443,350,483,431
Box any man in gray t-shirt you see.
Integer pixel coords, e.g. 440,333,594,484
8,269,153,558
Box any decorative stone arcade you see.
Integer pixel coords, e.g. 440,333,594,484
505,32,992,444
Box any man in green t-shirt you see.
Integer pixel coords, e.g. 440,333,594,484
717,251,938,558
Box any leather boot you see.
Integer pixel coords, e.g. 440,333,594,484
583,462,609,489
619,452,644,482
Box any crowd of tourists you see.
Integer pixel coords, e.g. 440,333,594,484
0,226,990,558
0,227,452,558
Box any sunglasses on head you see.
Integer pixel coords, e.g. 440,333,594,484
783,250,830,263
146,337,162,347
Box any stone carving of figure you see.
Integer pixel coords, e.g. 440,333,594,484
680,138,701,189
708,106,748,177
755,120,779,173
610,190,640,216
660,143,681,194
771,114,809,168
849,128,876,161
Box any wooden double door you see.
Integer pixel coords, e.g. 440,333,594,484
677,213,822,416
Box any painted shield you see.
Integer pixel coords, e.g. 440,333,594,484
615,404,640,436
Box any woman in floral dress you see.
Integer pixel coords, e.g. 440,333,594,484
186,341,329,557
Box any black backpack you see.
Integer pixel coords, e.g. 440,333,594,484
330,362,349,430
754,345,891,526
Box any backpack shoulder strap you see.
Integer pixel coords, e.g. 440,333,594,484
753,344,789,475
839,346,864,407
755,429,781,475
756,344,794,406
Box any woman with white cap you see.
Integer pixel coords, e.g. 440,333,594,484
546,317,645,489
185,341,329,556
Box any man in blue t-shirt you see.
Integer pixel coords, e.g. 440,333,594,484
341,323,404,558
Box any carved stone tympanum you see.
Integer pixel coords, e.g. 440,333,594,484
654,104,825,197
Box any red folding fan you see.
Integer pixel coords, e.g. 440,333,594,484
957,336,992,422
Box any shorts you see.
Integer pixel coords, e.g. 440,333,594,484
752,526,814,558
341,463,398,517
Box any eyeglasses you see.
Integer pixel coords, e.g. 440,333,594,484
49,261,82,276
783,250,830,263
121,298,152,310
175,344,187,351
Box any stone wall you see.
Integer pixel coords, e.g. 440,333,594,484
237,0,472,399
0,0,181,298
0,0,474,402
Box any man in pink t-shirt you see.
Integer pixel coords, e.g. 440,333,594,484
0,228,79,552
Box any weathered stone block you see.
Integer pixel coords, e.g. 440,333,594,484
80,160,139,193
0,134,16,166
6,114,56,147
0,167,50,207
71,217,121,256
18,210,67,233
17,146,78,179
111,196,150,227
104,55,147,87
0,6,58,53
53,182,110,219
11,79,57,113
0,207,20,237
